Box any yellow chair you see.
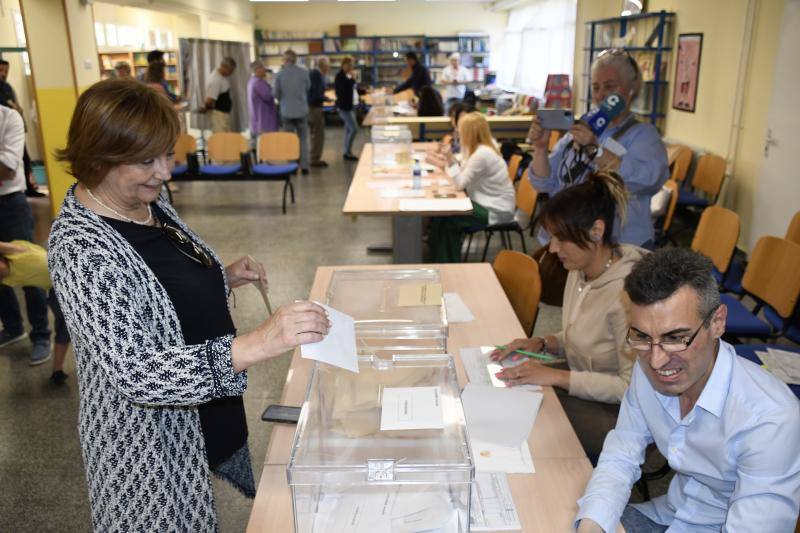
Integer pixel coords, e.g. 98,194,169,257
200,132,248,176
253,132,300,214
690,205,740,276
171,133,197,178
668,144,693,186
493,250,542,337
678,152,726,208
508,154,522,184
785,210,800,245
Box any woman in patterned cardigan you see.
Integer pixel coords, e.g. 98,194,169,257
48,79,330,532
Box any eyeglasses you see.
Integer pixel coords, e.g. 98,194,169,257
597,48,639,81
626,306,719,353
162,223,214,268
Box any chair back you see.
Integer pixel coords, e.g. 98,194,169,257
508,154,522,183
493,250,542,336
548,130,561,151
206,133,247,163
173,133,197,165
785,210,800,245
669,144,692,185
516,176,538,217
258,132,300,162
661,179,680,232
691,153,726,200
742,236,800,319
690,206,739,274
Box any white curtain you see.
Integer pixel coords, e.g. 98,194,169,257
180,38,251,133
498,0,577,98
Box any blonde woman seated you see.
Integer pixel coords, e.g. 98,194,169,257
426,112,515,262
490,171,645,459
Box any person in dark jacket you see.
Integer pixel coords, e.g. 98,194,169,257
417,85,444,117
335,56,359,161
393,52,432,96
307,57,331,168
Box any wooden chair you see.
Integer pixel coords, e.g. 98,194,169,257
655,180,680,245
668,144,693,186
492,250,542,336
690,206,740,277
722,237,800,340
507,154,522,184
200,133,248,176
786,210,800,245
678,153,725,208
548,130,561,151
252,132,299,214
171,133,197,178
463,177,538,262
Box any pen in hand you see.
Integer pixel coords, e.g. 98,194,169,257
495,345,556,362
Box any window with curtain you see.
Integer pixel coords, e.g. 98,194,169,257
498,0,576,98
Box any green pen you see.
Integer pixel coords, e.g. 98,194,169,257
495,345,556,362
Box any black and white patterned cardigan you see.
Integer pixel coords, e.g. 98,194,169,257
48,187,247,532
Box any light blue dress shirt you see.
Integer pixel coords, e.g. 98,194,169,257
576,341,800,532
528,118,668,247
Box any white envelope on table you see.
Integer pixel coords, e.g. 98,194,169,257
300,303,358,373
461,383,542,447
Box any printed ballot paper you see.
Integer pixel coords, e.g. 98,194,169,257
380,386,445,431
300,303,358,373
470,472,522,531
461,347,542,391
398,283,443,307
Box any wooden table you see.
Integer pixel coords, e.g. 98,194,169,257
388,115,533,141
247,263,600,533
342,143,472,263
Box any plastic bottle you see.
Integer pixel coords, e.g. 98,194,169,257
412,160,422,190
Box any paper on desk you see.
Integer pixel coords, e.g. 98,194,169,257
471,439,535,474
461,383,542,447
380,386,445,430
461,347,542,391
380,188,426,198
300,303,358,373
470,472,522,531
443,292,474,323
757,349,800,385
398,283,443,306
399,198,473,212
367,178,449,189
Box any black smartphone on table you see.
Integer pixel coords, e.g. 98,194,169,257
261,404,302,424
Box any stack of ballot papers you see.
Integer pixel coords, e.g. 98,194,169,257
470,472,522,531
460,347,542,391
443,293,475,323
757,347,800,385
398,198,473,212
460,383,542,474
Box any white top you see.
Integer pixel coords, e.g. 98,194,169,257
449,144,515,225
0,106,25,196
441,65,471,100
205,69,230,101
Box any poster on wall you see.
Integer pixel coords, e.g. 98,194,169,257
673,33,703,112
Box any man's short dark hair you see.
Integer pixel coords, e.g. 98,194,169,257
0,60,9,67
147,50,164,64
405,52,418,63
624,248,720,321
221,57,237,69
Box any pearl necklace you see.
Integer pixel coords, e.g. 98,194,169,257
87,188,153,226
578,251,616,293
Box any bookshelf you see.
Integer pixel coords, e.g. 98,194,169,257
98,49,180,94
255,31,491,88
583,11,675,131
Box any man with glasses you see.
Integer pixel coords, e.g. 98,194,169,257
576,248,800,532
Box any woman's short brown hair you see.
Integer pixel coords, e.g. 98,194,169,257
56,79,180,188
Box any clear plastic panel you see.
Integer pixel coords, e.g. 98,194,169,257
372,125,413,176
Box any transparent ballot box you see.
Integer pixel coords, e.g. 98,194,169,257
326,269,448,356
372,125,413,176
287,355,474,533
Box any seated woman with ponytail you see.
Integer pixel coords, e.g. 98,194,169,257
490,171,646,458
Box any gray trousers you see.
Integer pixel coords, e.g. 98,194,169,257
281,116,309,170
308,106,325,164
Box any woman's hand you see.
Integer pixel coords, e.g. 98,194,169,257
569,122,598,148
226,255,267,289
495,360,570,390
527,116,551,150
233,301,330,372
426,150,448,170
490,337,545,362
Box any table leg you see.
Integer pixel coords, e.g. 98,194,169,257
392,216,423,263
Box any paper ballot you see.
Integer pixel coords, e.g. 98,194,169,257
380,387,445,430
470,472,522,531
379,189,426,199
367,178,450,189
398,198,473,212
300,303,358,373
471,439,535,474
443,293,475,323
461,347,542,391
398,283,443,307
757,348,800,385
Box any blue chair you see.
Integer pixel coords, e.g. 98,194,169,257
200,133,247,177
722,237,800,341
252,132,298,214
690,205,739,290
171,133,197,179
677,153,726,209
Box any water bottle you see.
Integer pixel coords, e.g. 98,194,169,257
412,160,422,190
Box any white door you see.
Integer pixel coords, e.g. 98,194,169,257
749,0,800,249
